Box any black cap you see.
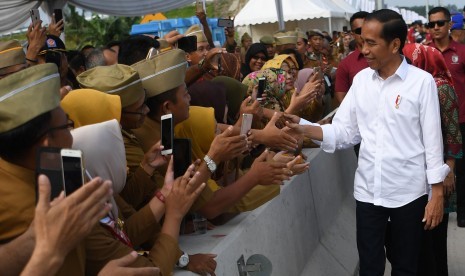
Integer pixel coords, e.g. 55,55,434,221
38,35,66,55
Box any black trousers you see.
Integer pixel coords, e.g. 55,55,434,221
416,213,450,276
454,123,465,217
356,195,427,276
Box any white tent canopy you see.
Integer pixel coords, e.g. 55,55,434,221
235,0,357,27
0,0,194,33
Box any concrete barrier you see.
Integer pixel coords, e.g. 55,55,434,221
175,148,359,276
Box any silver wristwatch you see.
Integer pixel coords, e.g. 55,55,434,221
203,155,217,174
177,251,189,268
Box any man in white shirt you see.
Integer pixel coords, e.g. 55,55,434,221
286,9,448,275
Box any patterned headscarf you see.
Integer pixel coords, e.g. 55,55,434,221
242,68,287,111
402,43,454,88
262,54,298,70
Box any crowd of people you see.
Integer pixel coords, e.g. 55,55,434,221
0,5,464,276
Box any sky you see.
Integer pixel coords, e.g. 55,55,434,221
384,0,463,8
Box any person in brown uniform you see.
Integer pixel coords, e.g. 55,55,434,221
0,64,159,276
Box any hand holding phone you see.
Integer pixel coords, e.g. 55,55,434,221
257,77,266,101
161,114,174,155
53,9,64,31
240,114,253,136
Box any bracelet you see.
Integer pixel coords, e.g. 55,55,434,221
139,162,154,177
26,57,38,63
154,190,166,204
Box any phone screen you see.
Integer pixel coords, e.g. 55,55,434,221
62,156,84,196
240,114,253,135
173,138,192,178
218,19,234,28
36,147,64,201
257,77,266,101
161,116,173,155
54,9,64,31
177,36,197,53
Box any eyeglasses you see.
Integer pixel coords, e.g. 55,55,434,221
41,118,74,137
282,68,297,76
122,95,148,116
352,27,362,35
251,55,267,61
427,20,449,28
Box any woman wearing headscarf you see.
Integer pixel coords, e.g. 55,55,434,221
211,76,249,125
243,54,324,123
71,119,215,276
402,43,462,276
188,80,228,124
240,43,269,78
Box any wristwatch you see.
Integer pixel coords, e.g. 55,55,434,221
177,251,189,268
203,155,217,174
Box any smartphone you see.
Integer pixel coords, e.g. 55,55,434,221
196,0,204,13
257,77,266,101
240,113,253,136
173,138,192,178
177,36,197,53
61,149,85,196
54,9,64,31
30,9,40,26
161,114,173,155
313,66,322,80
36,147,65,202
218,18,234,28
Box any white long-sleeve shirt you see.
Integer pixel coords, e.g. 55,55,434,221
320,58,449,208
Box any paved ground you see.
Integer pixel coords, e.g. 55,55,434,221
384,212,465,275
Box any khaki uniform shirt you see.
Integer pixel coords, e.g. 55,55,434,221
0,159,86,276
120,129,161,209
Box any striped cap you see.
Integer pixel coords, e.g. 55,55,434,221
0,64,60,132
0,40,25,69
185,24,207,43
131,49,188,98
76,64,144,107
273,30,298,45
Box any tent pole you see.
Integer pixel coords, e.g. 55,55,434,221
275,0,285,30
328,17,332,34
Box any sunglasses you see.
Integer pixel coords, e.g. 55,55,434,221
427,20,449,28
352,27,362,35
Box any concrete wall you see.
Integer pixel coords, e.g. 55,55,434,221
175,148,359,276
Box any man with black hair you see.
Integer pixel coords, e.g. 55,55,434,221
84,48,106,69
428,6,465,228
118,35,160,65
335,11,369,105
287,9,447,275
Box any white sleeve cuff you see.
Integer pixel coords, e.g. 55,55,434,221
426,163,450,184
320,124,336,153
299,118,319,126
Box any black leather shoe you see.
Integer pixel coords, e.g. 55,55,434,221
458,214,465,228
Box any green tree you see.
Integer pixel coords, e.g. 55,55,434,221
64,4,141,50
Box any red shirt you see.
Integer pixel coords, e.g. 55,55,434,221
428,39,465,123
335,48,369,93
